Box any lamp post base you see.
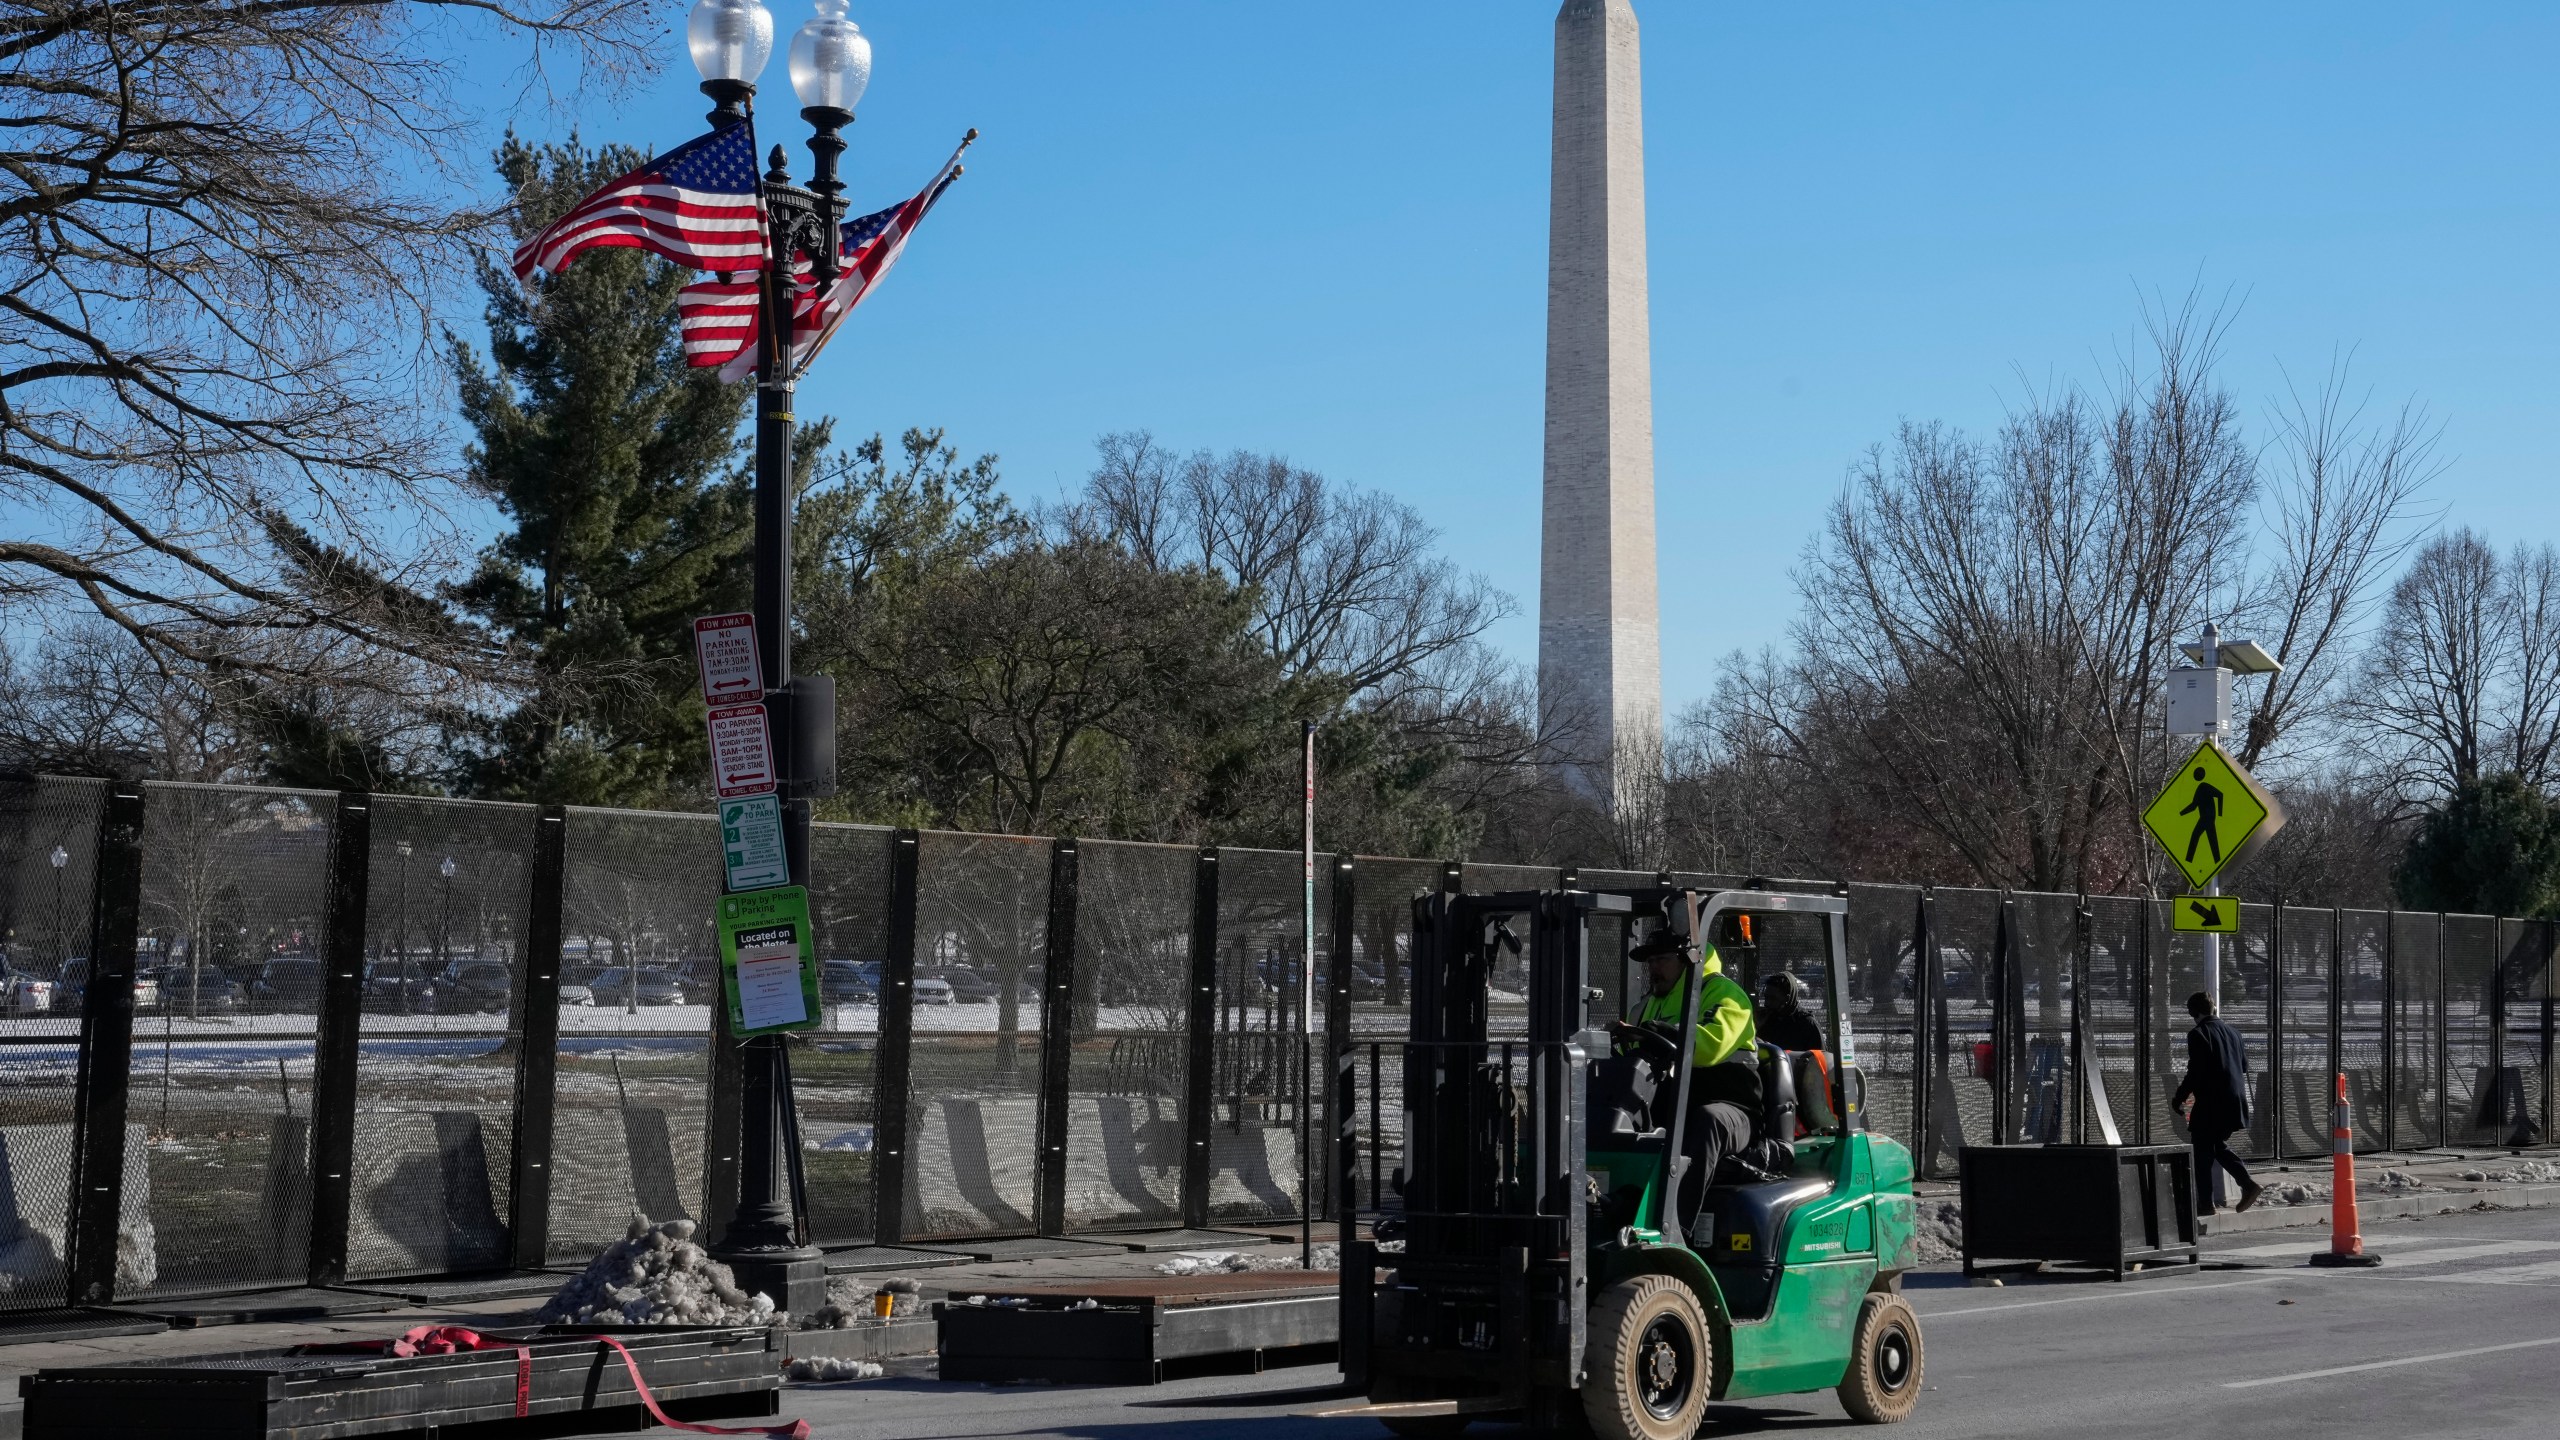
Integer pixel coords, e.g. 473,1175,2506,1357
718,1248,828,1318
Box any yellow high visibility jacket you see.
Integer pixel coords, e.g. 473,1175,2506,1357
1632,947,1756,1069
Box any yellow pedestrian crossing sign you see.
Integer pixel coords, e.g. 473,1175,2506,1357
2143,741,2284,889
2173,895,2239,933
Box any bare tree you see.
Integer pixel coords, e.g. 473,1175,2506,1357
0,0,655,695
2358,532,2560,808
1077,432,1512,699
2231,360,2441,767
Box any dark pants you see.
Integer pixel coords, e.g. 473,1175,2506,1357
2192,1125,2252,1212
1675,1100,1756,1231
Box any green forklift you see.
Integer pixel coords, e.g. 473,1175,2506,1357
1337,886,1925,1438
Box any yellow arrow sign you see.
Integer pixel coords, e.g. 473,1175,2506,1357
2143,741,2284,889
2172,895,2239,933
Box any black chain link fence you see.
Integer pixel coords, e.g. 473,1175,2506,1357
0,774,2554,1305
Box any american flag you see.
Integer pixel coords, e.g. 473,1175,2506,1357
512,122,766,283
679,135,971,380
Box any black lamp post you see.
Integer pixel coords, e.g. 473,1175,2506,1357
47,845,67,971
686,0,866,1311
395,840,413,1015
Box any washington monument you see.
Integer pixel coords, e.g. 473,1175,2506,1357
1539,0,1662,808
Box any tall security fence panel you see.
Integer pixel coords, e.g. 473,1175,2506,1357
2274,907,2336,1158
2391,912,2444,1150
1459,863,1557,1040
1579,869,1660,1027
2006,892,2077,1146
2084,895,2147,1146
2442,915,2503,1147
1206,846,1333,1225
2148,901,2207,1153
128,783,334,1298
1841,884,1921,1154
550,808,719,1265
1928,888,2002,1167
338,796,533,1281
795,822,895,1249
902,831,1049,1240
2503,919,2557,1149
2339,911,2391,1150
0,777,108,1309
1060,839,1194,1232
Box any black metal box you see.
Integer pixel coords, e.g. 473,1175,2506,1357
1959,1144,2198,1280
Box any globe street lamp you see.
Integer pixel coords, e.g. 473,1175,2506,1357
686,0,868,1311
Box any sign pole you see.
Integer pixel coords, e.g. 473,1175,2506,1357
1300,719,1316,1271
2200,625,2221,1006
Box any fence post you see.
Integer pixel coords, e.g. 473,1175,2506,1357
704,990,744,1244
2071,897,2090,1146
1034,838,1079,1235
2328,908,2345,1151
1329,855,1356,1238
1181,848,1219,1230
868,831,920,1245
305,792,371,1288
2436,911,2450,1149
1912,888,1938,1177
64,782,144,1306
2265,902,2285,1158
1991,894,2016,1143
507,805,567,1271
2134,895,2154,1146
2381,910,2398,1153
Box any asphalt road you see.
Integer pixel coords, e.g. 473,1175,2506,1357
753,1206,2560,1439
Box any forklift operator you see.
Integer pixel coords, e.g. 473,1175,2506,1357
1610,929,1764,1224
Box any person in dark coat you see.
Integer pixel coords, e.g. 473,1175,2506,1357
2171,991,2262,1214
1756,972,1826,1054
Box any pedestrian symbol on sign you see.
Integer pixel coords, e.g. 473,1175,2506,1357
2179,767,2224,864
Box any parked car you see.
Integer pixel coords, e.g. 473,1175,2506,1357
364,960,438,1013
557,979,595,1006
144,964,244,1014
441,962,513,1013
252,957,324,1011
819,961,875,1005
911,976,955,1006
937,968,997,1004
55,958,160,1012
0,964,57,1015
591,968,687,1007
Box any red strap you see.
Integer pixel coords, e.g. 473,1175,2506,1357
577,1333,809,1440
296,1325,801,1434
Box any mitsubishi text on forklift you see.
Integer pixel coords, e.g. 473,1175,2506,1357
1334,886,1924,1438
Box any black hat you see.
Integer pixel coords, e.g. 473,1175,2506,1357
1630,928,1693,961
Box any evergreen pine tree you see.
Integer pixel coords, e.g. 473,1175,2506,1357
447,135,757,804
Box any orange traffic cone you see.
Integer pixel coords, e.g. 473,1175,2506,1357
2309,1072,2382,1268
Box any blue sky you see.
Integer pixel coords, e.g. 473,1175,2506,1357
469,2,2560,712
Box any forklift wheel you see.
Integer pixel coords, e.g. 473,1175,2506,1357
1582,1276,1712,1440
1836,1292,1925,1423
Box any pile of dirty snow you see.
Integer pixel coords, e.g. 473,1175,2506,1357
784,1356,883,1382
2259,1179,2330,1207
2370,1168,2430,1192
1155,1244,1340,1276
537,1219,783,1328
808,1276,923,1327
2460,1159,2560,1185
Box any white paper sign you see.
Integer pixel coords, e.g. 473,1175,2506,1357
693,613,765,705
707,703,776,798
719,795,789,891
734,939,809,1031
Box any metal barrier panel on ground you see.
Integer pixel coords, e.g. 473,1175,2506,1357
2277,907,2336,1158
2504,919,2556,1147
1843,883,1921,1156
2444,914,2502,1146
2085,895,2146,1146
2340,910,2390,1149
1207,846,1327,1225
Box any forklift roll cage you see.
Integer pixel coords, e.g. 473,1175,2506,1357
1377,885,1861,1397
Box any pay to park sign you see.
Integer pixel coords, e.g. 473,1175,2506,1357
716,886,822,1036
